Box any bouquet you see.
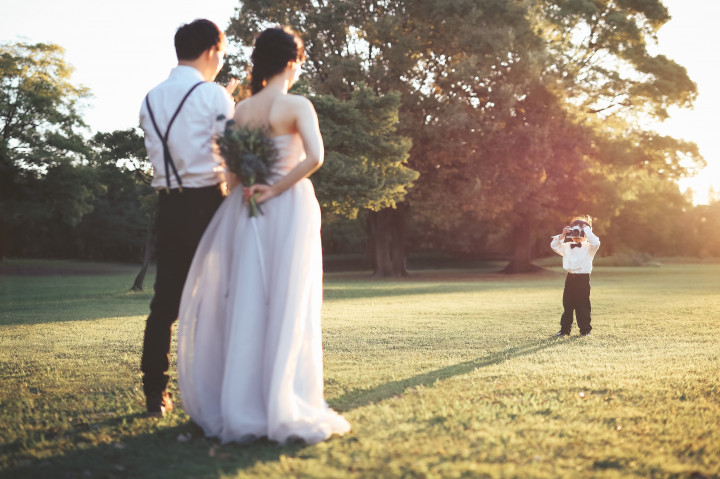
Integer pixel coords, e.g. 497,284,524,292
217,120,279,217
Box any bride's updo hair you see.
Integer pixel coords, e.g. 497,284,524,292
250,27,306,94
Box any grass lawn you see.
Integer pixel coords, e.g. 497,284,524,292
0,259,718,478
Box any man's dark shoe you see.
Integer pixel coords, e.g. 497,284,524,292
146,391,173,418
580,331,591,337
554,331,570,337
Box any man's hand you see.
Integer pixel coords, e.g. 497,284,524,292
225,78,240,96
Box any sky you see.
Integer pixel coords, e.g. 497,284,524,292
1,0,718,204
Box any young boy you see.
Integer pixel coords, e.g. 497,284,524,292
550,216,601,336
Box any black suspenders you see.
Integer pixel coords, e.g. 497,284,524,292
144,81,205,192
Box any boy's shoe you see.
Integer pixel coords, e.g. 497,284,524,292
146,391,173,418
580,331,591,336
554,331,570,337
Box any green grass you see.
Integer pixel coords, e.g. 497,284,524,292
1,259,719,478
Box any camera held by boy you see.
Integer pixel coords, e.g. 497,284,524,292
550,216,601,337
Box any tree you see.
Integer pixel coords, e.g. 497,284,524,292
686,199,720,258
311,87,417,275
537,0,696,122
87,129,155,290
605,172,691,256
3,128,154,264
480,85,597,273
409,0,702,271
531,0,702,263
0,42,91,259
226,1,702,273
6,162,101,258
226,0,536,275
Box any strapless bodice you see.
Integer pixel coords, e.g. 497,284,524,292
271,133,306,177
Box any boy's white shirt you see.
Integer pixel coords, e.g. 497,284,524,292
550,226,601,274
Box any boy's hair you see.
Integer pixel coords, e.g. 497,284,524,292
570,215,592,228
175,19,224,61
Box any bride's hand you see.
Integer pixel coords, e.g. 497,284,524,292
225,78,240,96
244,184,276,204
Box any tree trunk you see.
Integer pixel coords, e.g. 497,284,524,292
390,204,408,275
501,221,542,274
130,216,155,291
366,207,408,278
0,216,5,262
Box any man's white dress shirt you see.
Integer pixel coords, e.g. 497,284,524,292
139,66,235,190
550,226,601,274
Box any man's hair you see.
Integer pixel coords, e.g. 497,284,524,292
175,19,224,61
570,215,592,228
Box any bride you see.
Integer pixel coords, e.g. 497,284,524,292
177,26,351,444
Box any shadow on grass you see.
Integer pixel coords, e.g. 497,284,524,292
329,336,579,412
1,413,309,479
0,296,151,327
2,337,575,478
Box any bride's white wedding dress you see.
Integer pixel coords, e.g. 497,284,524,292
177,133,350,444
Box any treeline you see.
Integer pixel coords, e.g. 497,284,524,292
2,1,719,274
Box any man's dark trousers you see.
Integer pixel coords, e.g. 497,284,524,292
141,185,224,397
560,273,592,335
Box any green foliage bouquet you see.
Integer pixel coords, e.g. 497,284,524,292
217,120,279,217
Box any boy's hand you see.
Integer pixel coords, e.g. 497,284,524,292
561,227,571,237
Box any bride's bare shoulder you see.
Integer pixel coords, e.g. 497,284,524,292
273,93,310,108
277,95,315,120
233,97,254,112
233,97,258,122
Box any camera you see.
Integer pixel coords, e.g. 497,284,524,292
565,225,585,238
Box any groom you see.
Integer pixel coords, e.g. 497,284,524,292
139,18,235,417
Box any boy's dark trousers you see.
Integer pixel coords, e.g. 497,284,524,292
141,185,224,397
560,273,592,335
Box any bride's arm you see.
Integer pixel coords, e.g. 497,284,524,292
227,171,242,191
247,96,323,204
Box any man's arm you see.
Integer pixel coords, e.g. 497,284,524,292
210,86,235,137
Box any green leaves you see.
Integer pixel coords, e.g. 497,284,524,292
1,42,89,152
0,42,96,258
312,86,417,218
1,42,91,195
